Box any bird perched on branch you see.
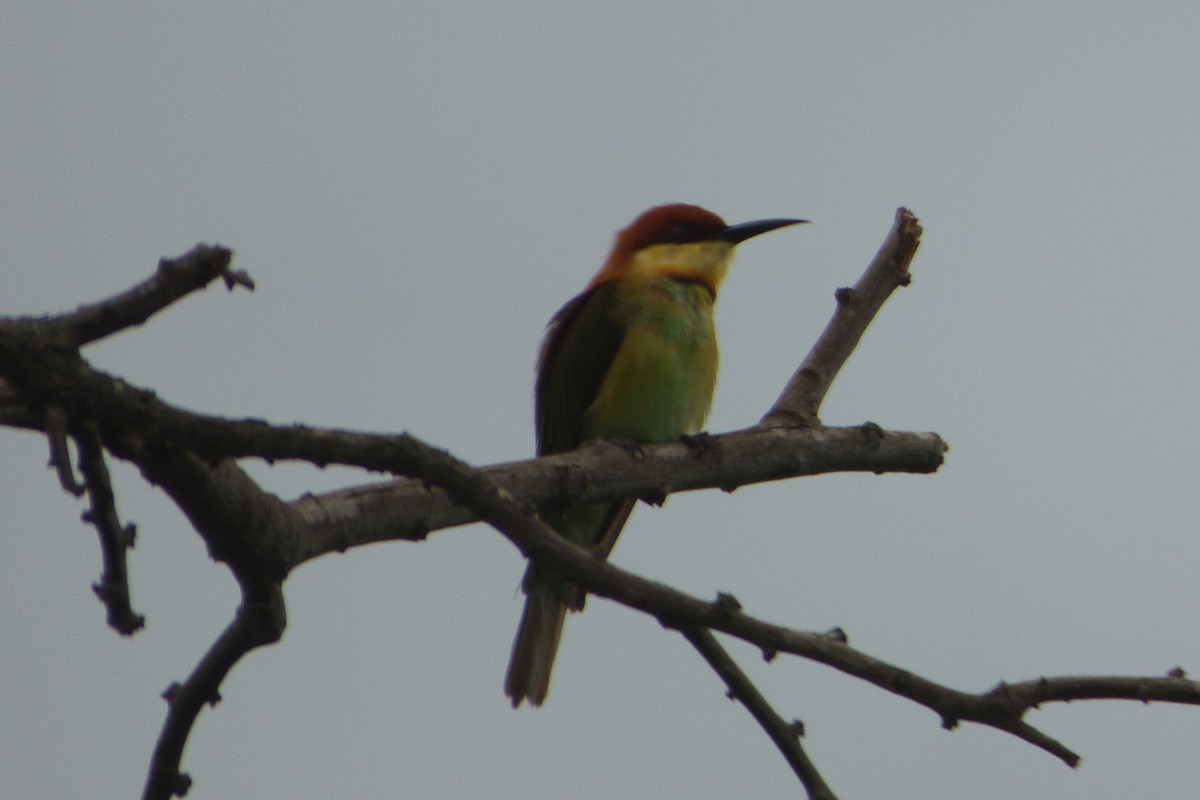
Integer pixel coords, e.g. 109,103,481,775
505,203,806,707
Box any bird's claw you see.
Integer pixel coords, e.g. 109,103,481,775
679,431,720,458
608,439,646,461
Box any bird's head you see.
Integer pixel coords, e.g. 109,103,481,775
588,203,806,298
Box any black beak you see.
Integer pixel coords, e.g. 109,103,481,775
716,217,808,245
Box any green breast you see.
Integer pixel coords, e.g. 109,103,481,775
583,277,718,443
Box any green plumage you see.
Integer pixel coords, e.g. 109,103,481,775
505,275,719,706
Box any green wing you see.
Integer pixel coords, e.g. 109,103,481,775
508,281,633,705
535,281,625,457
534,280,634,580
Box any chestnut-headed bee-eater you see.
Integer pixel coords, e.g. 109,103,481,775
505,203,806,707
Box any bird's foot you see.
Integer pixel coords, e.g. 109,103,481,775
679,431,720,459
607,438,646,461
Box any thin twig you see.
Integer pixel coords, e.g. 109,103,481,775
680,626,838,800
51,244,242,347
143,581,285,800
764,207,923,426
75,422,145,635
44,405,85,496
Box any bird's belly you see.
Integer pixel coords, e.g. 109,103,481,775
583,321,717,443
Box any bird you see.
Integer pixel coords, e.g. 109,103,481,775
505,203,806,707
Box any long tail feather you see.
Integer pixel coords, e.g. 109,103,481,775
504,583,568,707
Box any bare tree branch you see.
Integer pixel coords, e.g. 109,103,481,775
765,207,923,426
0,331,947,565
144,580,285,800
995,672,1200,707
43,404,85,496
0,378,35,429
127,449,290,800
283,423,945,564
75,422,144,635
7,386,944,495
680,626,838,800
51,244,243,347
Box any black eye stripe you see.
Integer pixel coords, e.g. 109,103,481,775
666,224,706,243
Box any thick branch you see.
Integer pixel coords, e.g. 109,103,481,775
5,374,940,488
135,449,295,581
285,423,945,566
0,350,945,570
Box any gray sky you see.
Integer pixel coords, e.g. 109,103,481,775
3,3,1199,798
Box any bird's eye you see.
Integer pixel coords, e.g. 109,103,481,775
666,224,697,243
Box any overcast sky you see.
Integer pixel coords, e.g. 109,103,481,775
3,3,1199,798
